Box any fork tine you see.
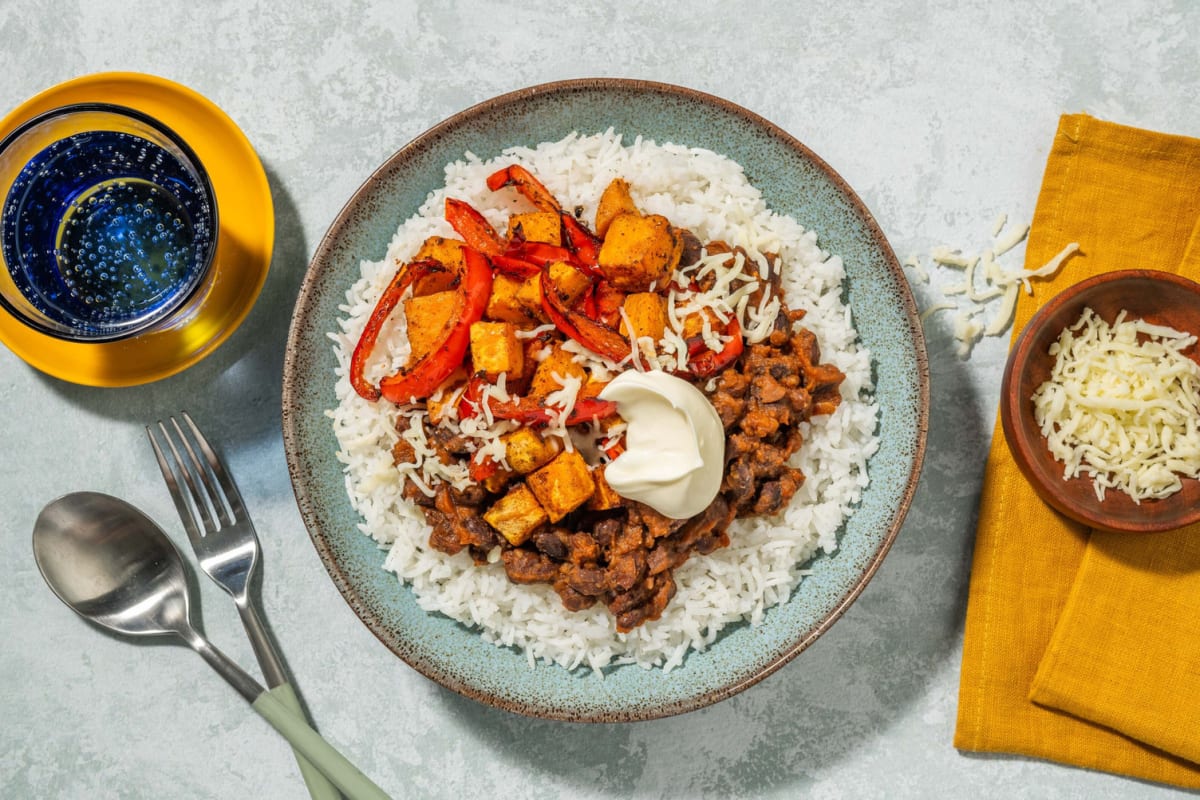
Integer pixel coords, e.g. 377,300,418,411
158,419,222,537
181,411,249,524
146,423,206,547
167,415,235,529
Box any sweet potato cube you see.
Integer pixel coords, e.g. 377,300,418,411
426,372,466,424
681,308,721,339
470,321,524,379
530,345,587,398
483,467,515,495
487,274,540,326
618,292,668,342
483,484,547,545
526,449,595,522
595,178,639,238
412,237,466,296
506,211,562,246
515,275,548,321
404,290,458,362
588,466,623,511
597,213,682,291
579,378,609,399
545,261,591,308
502,427,563,474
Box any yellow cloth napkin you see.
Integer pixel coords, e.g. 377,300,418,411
954,113,1200,787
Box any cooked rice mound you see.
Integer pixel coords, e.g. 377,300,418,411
328,131,879,672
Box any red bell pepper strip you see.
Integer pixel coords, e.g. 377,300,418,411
468,453,502,482
377,248,494,403
445,198,505,257
486,164,603,273
506,240,577,268
349,260,446,402
560,214,601,271
490,254,540,278
687,317,744,378
488,396,618,427
486,164,562,213
539,262,636,365
456,372,489,420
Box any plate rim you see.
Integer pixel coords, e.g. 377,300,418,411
282,77,929,721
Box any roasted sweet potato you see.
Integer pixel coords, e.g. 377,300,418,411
681,307,722,339
404,290,458,363
587,466,622,511
469,321,524,379
529,345,587,398
486,274,541,326
483,483,547,545
545,261,591,308
426,371,466,423
619,292,668,342
502,427,563,474
597,213,682,291
412,236,466,295
595,178,639,238
506,210,562,245
526,449,595,522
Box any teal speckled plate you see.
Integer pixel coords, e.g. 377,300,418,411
282,79,929,722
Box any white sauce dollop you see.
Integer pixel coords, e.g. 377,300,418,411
599,370,725,519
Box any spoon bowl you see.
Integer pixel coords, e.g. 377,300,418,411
31,490,392,799
33,491,193,638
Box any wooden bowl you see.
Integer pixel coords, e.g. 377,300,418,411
1000,269,1200,533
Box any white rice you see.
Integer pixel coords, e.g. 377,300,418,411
327,130,879,673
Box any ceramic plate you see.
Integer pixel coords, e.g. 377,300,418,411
282,79,928,721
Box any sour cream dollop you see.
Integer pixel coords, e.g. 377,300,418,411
599,370,725,519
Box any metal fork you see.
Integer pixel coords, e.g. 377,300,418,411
148,412,342,800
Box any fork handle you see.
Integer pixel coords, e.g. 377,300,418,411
253,690,392,800
237,599,289,688
237,603,342,800
268,684,345,800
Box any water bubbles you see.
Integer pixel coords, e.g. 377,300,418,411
3,129,214,331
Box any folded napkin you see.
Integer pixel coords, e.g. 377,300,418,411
954,113,1200,788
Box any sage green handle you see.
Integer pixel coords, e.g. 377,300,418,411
267,683,344,800
252,690,392,800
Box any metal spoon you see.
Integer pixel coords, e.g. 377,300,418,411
32,491,391,800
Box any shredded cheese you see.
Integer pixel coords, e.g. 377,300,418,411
1031,307,1200,502
907,211,1080,357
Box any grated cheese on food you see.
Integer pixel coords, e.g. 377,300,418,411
1031,307,1200,502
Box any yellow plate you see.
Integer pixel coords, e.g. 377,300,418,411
0,72,273,386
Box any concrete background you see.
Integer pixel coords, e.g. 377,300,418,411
1,1,1197,797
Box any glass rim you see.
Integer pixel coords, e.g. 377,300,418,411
0,101,220,343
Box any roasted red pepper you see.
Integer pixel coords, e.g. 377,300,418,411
489,254,540,278
486,164,561,213
539,261,635,365
488,396,618,427
560,214,601,271
375,248,494,403
468,453,502,482
445,198,505,257
349,259,446,402
506,240,577,268
687,317,744,378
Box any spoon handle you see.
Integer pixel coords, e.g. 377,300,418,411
252,690,393,800
188,634,390,800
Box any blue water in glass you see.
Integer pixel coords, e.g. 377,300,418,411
1,130,215,335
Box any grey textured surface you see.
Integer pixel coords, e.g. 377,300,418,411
1,1,1197,798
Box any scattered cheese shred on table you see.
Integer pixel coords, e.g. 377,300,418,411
903,213,1079,357
1031,307,1200,502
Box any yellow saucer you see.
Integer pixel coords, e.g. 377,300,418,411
0,72,274,387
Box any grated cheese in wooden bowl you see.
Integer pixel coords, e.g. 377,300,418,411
1031,307,1200,502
